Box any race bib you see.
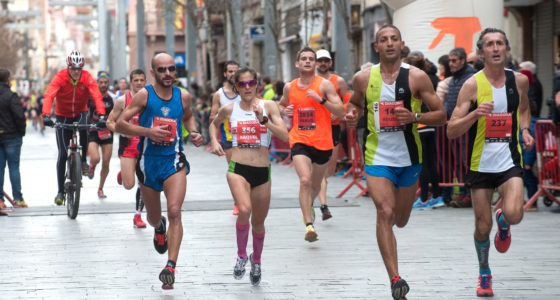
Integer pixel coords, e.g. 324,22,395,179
233,120,261,148
373,101,405,133
131,115,139,126
152,116,177,146
97,129,111,140
297,107,316,130
485,113,512,143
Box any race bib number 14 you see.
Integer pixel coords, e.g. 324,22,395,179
373,100,405,133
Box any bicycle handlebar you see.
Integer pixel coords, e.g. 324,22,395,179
53,122,98,130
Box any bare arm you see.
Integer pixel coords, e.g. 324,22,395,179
345,69,369,128
209,91,221,124
262,101,289,142
106,96,125,132
319,79,346,118
278,82,292,117
447,77,489,139
209,103,233,156
516,72,534,150
181,90,203,147
115,89,168,142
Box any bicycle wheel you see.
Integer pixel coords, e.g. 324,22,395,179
67,152,82,219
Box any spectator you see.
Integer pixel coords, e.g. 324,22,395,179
272,80,284,101
519,61,543,116
404,54,444,209
443,47,476,207
261,76,276,100
436,55,452,102
522,101,543,211
0,68,27,210
467,52,484,72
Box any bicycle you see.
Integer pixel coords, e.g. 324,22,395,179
53,122,97,219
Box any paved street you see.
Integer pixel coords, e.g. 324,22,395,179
1,126,560,299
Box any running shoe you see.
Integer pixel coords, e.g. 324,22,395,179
233,256,248,279
133,214,147,228
320,205,332,221
117,171,122,185
412,197,432,210
159,266,175,290
87,165,94,180
81,161,90,176
0,201,6,209
494,209,511,253
428,196,445,208
54,193,64,206
13,200,28,208
232,204,239,215
304,224,318,242
97,189,107,199
450,195,472,208
476,274,493,297
153,216,168,254
249,253,261,286
391,275,409,300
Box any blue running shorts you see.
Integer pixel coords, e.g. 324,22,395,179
136,152,189,192
364,164,422,188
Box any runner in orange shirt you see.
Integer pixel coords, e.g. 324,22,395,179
279,46,346,242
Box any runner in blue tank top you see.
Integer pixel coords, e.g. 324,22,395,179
116,53,203,290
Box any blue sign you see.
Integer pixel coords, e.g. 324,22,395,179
250,25,265,40
175,53,186,67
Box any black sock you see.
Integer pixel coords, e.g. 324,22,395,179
321,205,328,209
166,260,176,269
155,218,165,233
306,222,313,227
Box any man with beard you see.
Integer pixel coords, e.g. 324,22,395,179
279,46,346,242
346,25,446,299
315,49,352,221
107,69,148,228
86,71,115,199
210,60,241,214
116,53,203,289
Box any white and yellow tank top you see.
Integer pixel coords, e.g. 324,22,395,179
364,63,422,167
467,69,522,173
229,100,271,148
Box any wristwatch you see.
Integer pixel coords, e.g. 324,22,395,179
320,97,327,105
415,113,421,123
260,116,269,125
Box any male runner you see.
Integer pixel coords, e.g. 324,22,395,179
106,69,147,228
279,46,346,242
447,28,533,297
345,25,446,299
315,49,352,220
87,71,114,199
210,60,241,214
116,53,203,289
42,50,106,205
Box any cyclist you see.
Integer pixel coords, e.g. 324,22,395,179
42,50,107,206
116,53,203,289
87,71,114,199
106,69,147,228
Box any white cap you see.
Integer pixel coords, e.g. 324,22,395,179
316,49,332,60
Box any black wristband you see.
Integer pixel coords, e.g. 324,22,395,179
521,127,531,134
191,130,200,134
320,97,327,105
259,116,269,125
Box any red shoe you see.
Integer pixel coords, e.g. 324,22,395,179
476,274,493,297
494,209,511,253
232,204,239,215
133,214,147,228
0,201,7,209
117,171,122,185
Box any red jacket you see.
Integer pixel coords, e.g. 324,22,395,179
42,69,105,117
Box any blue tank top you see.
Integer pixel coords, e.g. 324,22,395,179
138,85,184,156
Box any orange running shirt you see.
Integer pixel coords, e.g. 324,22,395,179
288,76,333,150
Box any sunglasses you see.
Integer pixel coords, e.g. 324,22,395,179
317,58,330,63
235,80,258,89
69,67,82,71
156,66,176,73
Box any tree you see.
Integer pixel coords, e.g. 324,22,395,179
0,16,23,73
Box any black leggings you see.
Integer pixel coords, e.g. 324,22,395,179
419,130,440,201
55,112,89,194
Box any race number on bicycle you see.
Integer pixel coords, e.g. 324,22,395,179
485,112,512,143
373,100,405,133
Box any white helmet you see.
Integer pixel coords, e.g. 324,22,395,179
67,50,85,68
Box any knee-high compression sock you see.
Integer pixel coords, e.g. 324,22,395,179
236,221,250,258
252,229,266,264
474,239,491,275
498,213,510,229
135,187,144,212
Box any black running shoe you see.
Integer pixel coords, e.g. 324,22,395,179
391,275,409,300
320,205,332,221
153,216,168,254
159,266,175,289
249,253,261,286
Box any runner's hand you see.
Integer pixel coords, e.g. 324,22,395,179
190,132,203,147
474,101,494,118
395,107,414,124
252,104,264,122
42,115,54,127
284,104,294,117
210,139,225,156
96,114,107,129
345,108,358,128
522,130,534,150
148,125,170,142
306,89,321,102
